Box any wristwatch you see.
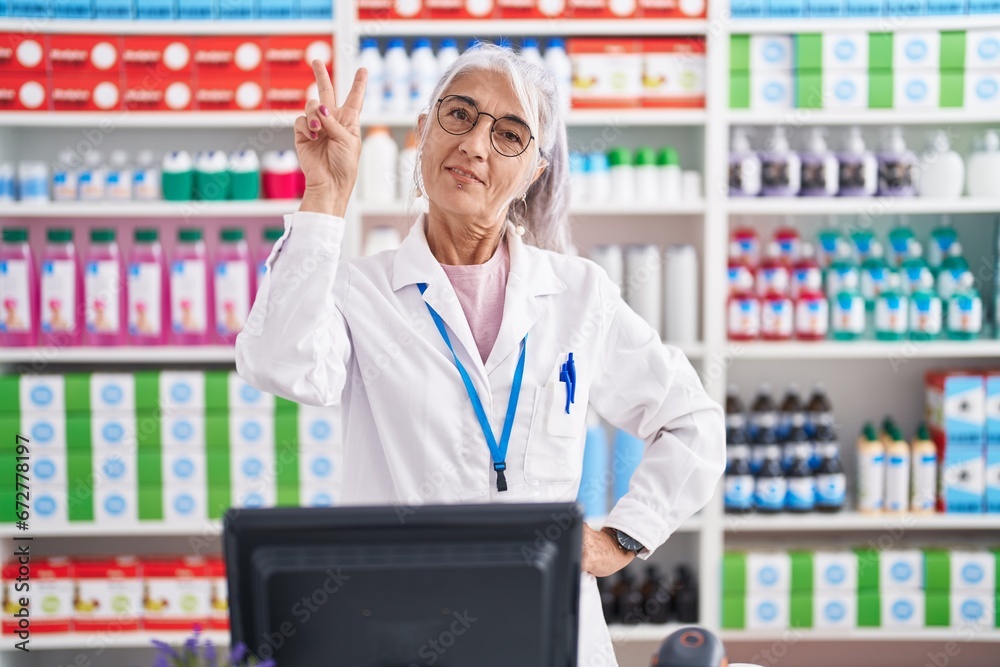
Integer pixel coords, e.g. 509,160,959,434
604,527,644,554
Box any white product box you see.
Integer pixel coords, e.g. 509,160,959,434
300,485,336,507
90,373,135,412
73,559,143,625
751,70,795,109
950,551,996,593
750,35,795,70
814,592,857,628
814,551,859,592
299,450,336,487
894,70,940,109
822,70,869,108
164,483,208,523
162,446,206,484
93,446,137,487
746,592,790,629
232,479,276,509
22,413,66,451
162,414,205,447
942,445,986,513
298,404,339,448
30,484,67,524
747,552,792,594
894,31,941,69
33,452,66,485
228,372,274,412
160,371,205,411
94,485,138,523
951,592,996,629
143,562,212,626
882,590,925,628
230,412,274,449
965,72,1000,109
2,558,74,631
92,412,137,448
231,449,275,486
881,550,924,590
822,32,868,70
20,375,64,414
965,30,1000,70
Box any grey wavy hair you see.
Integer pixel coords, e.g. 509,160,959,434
411,42,572,254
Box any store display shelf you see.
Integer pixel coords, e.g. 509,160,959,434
0,18,330,35
727,14,1000,34
726,197,1000,217
0,630,230,652
0,111,299,128
721,629,1000,643
607,623,690,643
725,339,1000,360
726,109,1000,126
1,200,300,218
0,521,224,538
724,511,1000,533
361,108,708,127
354,19,708,36
0,346,237,365
359,201,706,217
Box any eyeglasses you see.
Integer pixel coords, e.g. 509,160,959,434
436,95,535,158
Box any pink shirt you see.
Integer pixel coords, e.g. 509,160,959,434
439,239,510,364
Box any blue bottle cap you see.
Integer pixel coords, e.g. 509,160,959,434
522,37,539,49
414,37,432,49
388,38,406,50
587,152,609,172
546,37,566,49
440,38,458,48
360,37,378,49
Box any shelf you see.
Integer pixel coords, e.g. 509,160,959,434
0,18,330,34
727,197,1000,217
726,339,1000,360
362,108,707,127
724,511,1000,533
0,630,230,652
1,200,300,218
0,521,224,538
0,111,299,128
727,109,1000,126
0,346,237,365
354,19,707,36
607,623,690,643
722,629,1000,643
359,201,706,217
727,15,1000,33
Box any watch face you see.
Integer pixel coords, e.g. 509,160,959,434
616,530,643,552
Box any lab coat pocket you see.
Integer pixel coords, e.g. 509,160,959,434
524,374,587,484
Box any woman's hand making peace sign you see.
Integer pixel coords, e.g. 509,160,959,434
295,61,368,218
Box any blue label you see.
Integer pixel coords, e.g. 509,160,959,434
979,38,999,61
241,421,262,441
243,492,264,508
36,459,56,480
764,82,785,101
104,494,126,515
173,458,195,479
759,566,779,586
311,458,332,477
30,386,53,406
102,422,124,443
758,601,778,622
240,384,261,403
961,563,984,585
101,385,123,405
171,383,192,403
976,79,998,101
764,43,787,63
31,422,54,443
961,599,985,621
308,492,333,507
172,420,194,441
825,564,846,585
36,496,56,516
754,478,787,511
174,494,196,514
310,420,331,441
905,40,928,61
891,562,913,583
103,459,126,479
725,474,755,509
892,599,914,621
242,457,263,478
906,80,927,102
824,600,846,622
835,40,856,61
836,81,856,100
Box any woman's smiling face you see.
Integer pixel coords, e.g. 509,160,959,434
419,69,545,226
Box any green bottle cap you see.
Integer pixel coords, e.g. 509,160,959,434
916,423,930,441
656,147,680,166
607,147,632,167
178,228,203,243
2,228,28,243
634,147,657,167
264,227,284,242
90,228,116,243
47,228,73,243
135,229,159,243
862,422,878,441
221,228,244,242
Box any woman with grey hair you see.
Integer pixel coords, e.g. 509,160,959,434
237,43,724,665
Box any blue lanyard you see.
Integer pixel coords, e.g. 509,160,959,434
418,283,526,492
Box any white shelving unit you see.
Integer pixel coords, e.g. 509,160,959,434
0,17,326,34
727,109,1000,126
724,511,1000,532
353,18,708,35
362,108,709,127
727,197,1000,216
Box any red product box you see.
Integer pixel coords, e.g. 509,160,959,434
358,0,425,18
637,0,706,18
51,72,123,112
73,557,143,632
0,73,49,111
266,71,315,110
193,36,265,79
195,73,265,111
265,36,332,79
142,556,212,631
48,34,121,73
2,558,73,634
565,0,636,19
568,38,643,108
0,33,48,72
121,36,193,78
640,37,706,108
207,557,228,630
424,0,497,18
497,0,568,17
122,74,194,112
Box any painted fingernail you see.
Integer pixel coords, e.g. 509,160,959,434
319,104,330,117
309,120,319,129
310,131,318,140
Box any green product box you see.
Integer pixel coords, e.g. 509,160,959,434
138,486,163,521
134,371,161,411
940,70,964,108
731,34,751,72
790,551,814,593
722,594,746,629
925,550,952,592
0,375,18,413
795,33,823,71
723,551,748,595
796,70,824,109
204,371,229,412
790,590,813,628
869,32,895,71
857,590,881,627
730,71,751,109
940,31,966,71
869,71,894,108
926,591,950,627
856,548,881,591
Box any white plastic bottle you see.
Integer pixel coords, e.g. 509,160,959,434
0,163,15,203
799,127,839,197
52,149,80,202
133,150,161,201
18,161,49,204
384,38,411,115
657,147,682,204
663,245,698,344
729,127,761,197
633,147,658,206
624,244,662,337
543,37,572,115
838,126,878,197
916,131,965,199
78,151,107,201
520,37,544,68
967,130,1000,199
760,126,801,196
397,130,418,202
106,150,133,201
608,148,635,207
437,38,460,75
358,38,385,115
410,37,438,113
360,126,399,204
587,152,611,204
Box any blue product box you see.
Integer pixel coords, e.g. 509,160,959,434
177,0,213,17
299,0,330,18
927,0,966,12
808,0,846,15
11,0,54,16
927,371,985,447
94,0,133,18
54,0,92,17
846,0,885,14
987,445,1000,512
942,444,985,513
258,0,299,18
135,0,174,18
0,0,8,15
767,0,806,15
987,374,1000,447
886,0,925,14
969,0,1000,12
218,0,254,18
731,0,766,16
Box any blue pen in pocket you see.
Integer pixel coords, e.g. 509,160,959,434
560,352,576,414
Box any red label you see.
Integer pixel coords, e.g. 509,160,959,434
122,74,194,112
195,73,265,111
51,72,122,111
49,35,121,73
0,73,49,111
266,71,315,110
121,36,193,75
193,36,265,77
0,33,48,72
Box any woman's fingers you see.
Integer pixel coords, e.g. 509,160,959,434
311,59,337,110
293,116,316,143
339,68,368,125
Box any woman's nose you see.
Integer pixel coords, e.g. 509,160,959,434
458,121,492,160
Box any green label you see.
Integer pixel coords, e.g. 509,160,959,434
136,372,162,521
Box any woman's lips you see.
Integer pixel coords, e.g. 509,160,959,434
446,167,483,185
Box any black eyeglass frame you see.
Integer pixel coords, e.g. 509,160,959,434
435,95,537,158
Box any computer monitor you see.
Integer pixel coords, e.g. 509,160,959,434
223,502,582,667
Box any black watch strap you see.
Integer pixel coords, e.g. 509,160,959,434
608,528,644,553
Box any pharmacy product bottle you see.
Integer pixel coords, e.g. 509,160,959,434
587,152,611,203
662,244,698,344
886,220,916,268
909,271,943,340
967,130,1000,198
162,150,195,201
215,228,253,344
133,150,161,201
928,219,958,272
729,127,762,196
410,38,438,112
910,423,937,514
437,38,460,75
78,152,106,201
816,226,843,269
877,127,916,197
726,384,746,432
750,386,779,472
884,427,911,513
814,426,846,512
40,228,83,347
781,408,809,470
127,229,167,345
633,147,658,205
611,429,645,504
194,150,230,201
569,152,587,207
946,273,983,340
760,127,801,196
608,147,636,206
838,126,877,197
856,423,885,514
806,383,834,438
753,444,787,514
170,228,212,345
384,38,411,114
730,224,760,268
0,163,13,203
624,244,662,337
849,229,876,264
916,131,965,199
229,150,261,201
591,245,624,291
544,38,572,113
824,240,859,300
799,127,839,197
397,130,418,201
829,270,866,341
874,273,908,341
84,228,125,346
358,38,385,115
784,440,816,513
725,424,755,514
773,223,801,265
106,150,133,201
860,240,890,309
794,269,829,341
257,227,283,290
52,149,80,202
18,161,49,203
656,147,682,204
778,383,804,441
791,242,821,300
262,150,303,200
0,227,37,346
727,269,760,341
899,243,933,296
360,126,399,204
936,242,971,302
520,38,544,67
760,288,794,341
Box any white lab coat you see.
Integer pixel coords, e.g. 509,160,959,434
236,210,725,667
